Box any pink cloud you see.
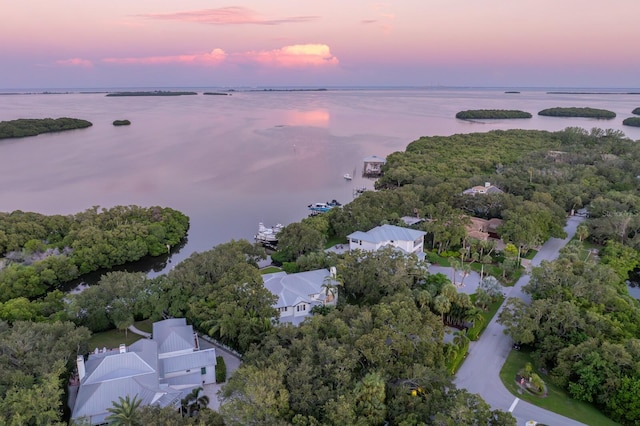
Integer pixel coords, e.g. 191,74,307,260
55,58,93,68
140,6,317,25
103,49,227,65
241,44,339,67
101,44,338,68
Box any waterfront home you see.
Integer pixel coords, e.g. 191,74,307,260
70,318,216,424
263,268,339,325
347,224,426,256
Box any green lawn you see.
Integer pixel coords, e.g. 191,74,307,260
260,266,283,274
86,319,152,351
499,349,619,426
324,235,346,249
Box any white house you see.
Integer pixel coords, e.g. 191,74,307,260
71,318,216,425
263,268,338,325
347,224,426,256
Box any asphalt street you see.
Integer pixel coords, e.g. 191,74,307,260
454,215,587,426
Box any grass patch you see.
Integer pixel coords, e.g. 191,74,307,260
87,328,144,351
426,252,451,266
324,235,346,249
133,319,153,334
260,266,283,274
500,349,619,426
523,249,538,260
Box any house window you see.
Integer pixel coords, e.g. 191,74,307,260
201,367,206,375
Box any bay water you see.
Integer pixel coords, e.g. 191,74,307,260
1,87,639,280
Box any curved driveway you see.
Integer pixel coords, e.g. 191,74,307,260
454,215,586,426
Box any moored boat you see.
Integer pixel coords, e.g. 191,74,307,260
255,222,283,245
308,200,341,214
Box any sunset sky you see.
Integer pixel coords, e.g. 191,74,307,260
2,0,638,89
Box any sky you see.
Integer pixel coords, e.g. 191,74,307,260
1,0,639,89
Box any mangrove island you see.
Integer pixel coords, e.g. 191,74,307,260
0,117,92,139
106,91,197,97
456,109,532,120
538,107,616,119
623,117,640,127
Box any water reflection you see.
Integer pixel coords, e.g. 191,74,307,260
64,237,188,292
284,109,330,127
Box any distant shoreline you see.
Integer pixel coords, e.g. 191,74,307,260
547,91,640,95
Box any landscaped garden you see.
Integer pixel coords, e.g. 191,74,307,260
500,349,619,426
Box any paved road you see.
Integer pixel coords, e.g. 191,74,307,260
455,215,586,426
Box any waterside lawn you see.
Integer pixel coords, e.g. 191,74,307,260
499,349,619,426
86,319,152,351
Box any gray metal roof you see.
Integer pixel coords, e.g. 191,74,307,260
71,318,207,425
363,155,386,163
347,224,426,244
161,348,217,374
153,318,195,354
263,269,333,308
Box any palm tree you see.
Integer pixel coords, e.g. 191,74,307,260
181,386,210,417
105,395,142,426
452,329,470,349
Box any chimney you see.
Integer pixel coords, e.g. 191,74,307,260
77,355,86,381
330,266,337,278
119,344,126,354
484,182,491,188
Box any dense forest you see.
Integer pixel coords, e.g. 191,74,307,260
538,107,616,118
455,109,532,119
0,205,188,303
0,117,92,139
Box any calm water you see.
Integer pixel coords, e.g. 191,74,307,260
1,88,639,279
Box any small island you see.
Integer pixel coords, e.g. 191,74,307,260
504,91,521,94
105,91,197,97
456,109,532,119
622,117,640,127
632,107,640,115
538,107,616,119
0,117,92,139
203,92,231,96
112,120,131,126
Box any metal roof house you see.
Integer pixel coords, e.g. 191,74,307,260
263,268,338,326
347,224,427,256
462,182,504,195
71,318,216,425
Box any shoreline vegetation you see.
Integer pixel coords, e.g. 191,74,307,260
105,91,197,97
456,109,532,119
538,107,616,119
547,91,640,95
0,117,92,139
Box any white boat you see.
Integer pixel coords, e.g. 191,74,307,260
255,222,283,244
343,173,353,180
